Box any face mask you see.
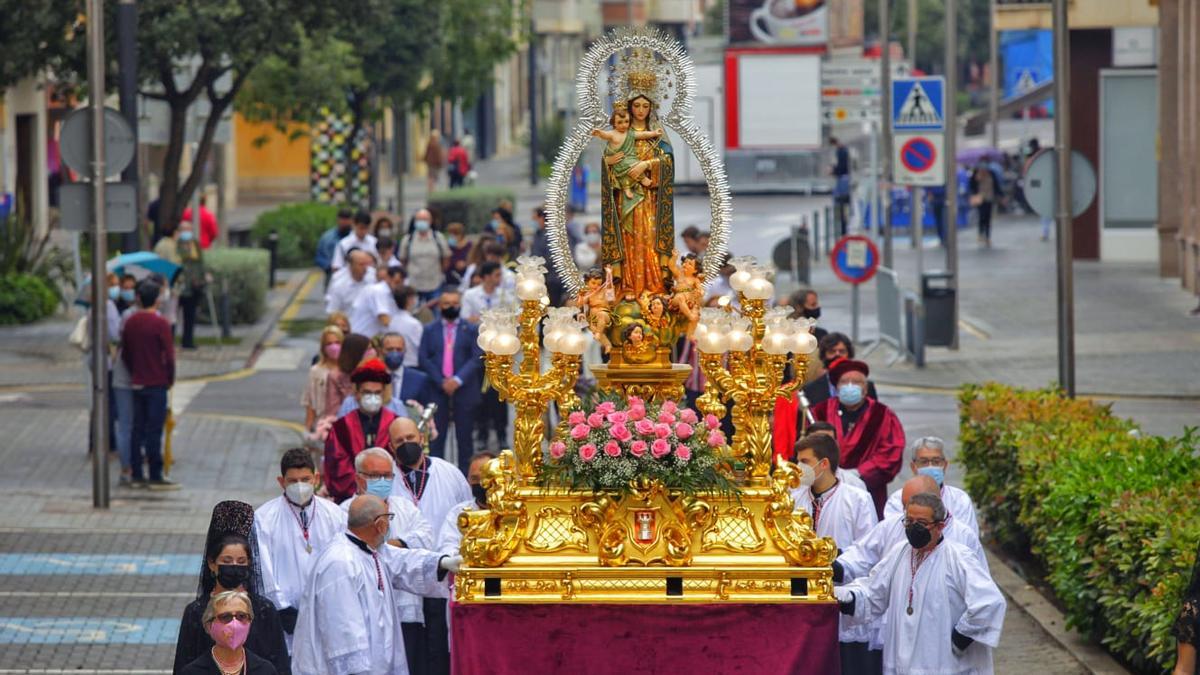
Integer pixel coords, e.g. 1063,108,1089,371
795,460,816,487
285,481,314,506
471,483,488,507
323,343,341,359
366,477,393,500
120,289,135,303
490,218,501,230
905,522,933,549
179,230,195,242
108,286,120,301
440,306,460,321
363,348,377,361
447,236,459,247
585,232,601,245
383,351,405,371
396,441,424,466
207,617,251,651
917,466,945,487
802,306,821,320
215,564,250,590
377,228,393,238
338,224,352,237
414,219,431,232
360,393,384,415
837,383,864,407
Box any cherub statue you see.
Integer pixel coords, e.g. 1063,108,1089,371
576,266,616,353
667,251,703,338
593,103,663,206
637,291,674,344
620,321,659,365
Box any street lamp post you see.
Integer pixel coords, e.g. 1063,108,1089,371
880,0,893,268
88,0,110,509
1052,0,1075,396
945,0,959,350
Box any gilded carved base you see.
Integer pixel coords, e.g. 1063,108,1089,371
589,362,692,404
455,452,837,604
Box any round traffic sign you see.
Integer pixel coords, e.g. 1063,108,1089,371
899,136,937,173
1023,148,1097,219
60,106,136,178
830,235,880,285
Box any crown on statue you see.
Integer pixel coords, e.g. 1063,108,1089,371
613,47,670,104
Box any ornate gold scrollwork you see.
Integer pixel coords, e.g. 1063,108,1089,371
702,506,766,553
527,507,590,553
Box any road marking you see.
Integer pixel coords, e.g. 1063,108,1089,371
189,411,307,436
0,618,179,644
169,380,205,416
254,346,306,371
957,317,991,340
0,554,195,576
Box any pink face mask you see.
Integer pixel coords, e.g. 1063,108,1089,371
363,348,377,361
208,617,251,650
324,342,342,359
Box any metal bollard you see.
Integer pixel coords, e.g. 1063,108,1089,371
266,229,279,288
904,293,926,368
220,278,232,340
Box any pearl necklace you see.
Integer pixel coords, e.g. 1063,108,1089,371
211,647,245,675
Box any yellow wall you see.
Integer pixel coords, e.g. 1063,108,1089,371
235,114,311,195
996,0,1157,31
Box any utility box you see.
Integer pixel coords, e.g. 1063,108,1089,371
921,270,956,347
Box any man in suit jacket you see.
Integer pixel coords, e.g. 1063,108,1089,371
379,332,432,407
418,290,483,474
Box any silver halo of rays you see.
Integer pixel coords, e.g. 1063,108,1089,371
544,26,732,296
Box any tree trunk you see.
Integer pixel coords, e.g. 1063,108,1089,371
155,100,190,244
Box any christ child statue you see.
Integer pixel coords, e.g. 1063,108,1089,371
576,266,616,353
593,104,663,203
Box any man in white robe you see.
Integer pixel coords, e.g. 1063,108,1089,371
835,492,1006,675
882,436,979,536
255,448,349,650
388,416,471,675
292,495,461,675
388,287,424,368
790,433,880,673
339,447,434,673
436,451,498,556
804,421,868,491
325,250,374,315
349,266,406,339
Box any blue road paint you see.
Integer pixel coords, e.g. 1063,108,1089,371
0,554,196,576
0,618,180,644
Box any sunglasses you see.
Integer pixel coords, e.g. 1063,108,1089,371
215,612,251,624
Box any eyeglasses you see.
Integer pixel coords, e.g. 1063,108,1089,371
902,518,942,528
360,472,393,480
215,612,251,624
375,513,395,522
912,457,947,467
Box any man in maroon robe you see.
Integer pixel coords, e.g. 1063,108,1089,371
324,359,399,502
812,358,905,518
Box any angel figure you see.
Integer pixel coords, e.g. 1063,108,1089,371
637,291,674,344
667,251,703,338
620,321,659,365
576,266,616,353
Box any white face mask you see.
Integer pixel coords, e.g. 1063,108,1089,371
360,393,384,414
285,481,314,506
585,232,601,245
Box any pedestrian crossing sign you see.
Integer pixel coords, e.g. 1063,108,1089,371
892,77,945,132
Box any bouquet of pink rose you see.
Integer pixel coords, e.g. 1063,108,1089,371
538,396,737,496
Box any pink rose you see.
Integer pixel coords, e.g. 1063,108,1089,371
679,408,698,425
568,411,587,426
675,445,692,461
579,443,598,461
657,411,676,425
653,423,672,439
707,430,726,447
604,441,622,457
704,414,721,430
651,438,671,458
628,405,646,421
630,440,647,457
606,411,628,425
549,441,567,459
587,412,606,429
628,396,644,408
596,401,617,415
610,424,632,442
674,423,694,440
571,424,591,441
661,400,678,414
635,419,656,436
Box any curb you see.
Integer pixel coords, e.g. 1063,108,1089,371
242,269,317,368
985,550,1130,674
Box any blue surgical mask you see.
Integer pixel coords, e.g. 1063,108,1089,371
447,236,459,247
108,286,120,301
489,218,501,230
917,466,945,487
179,230,195,242
836,383,864,407
366,477,393,500
414,219,431,232
120,289,135,303
383,351,405,370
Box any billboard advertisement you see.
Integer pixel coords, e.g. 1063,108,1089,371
728,0,828,47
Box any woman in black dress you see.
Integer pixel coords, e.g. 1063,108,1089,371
173,501,290,675
1175,543,1200,675
178,590,277,675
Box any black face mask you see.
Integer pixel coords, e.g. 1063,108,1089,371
471,483,488,507
905,522,933,549
440,306,460,321
216,564,250,590
397,441,424,466
337,224,352,237
802,306,822,320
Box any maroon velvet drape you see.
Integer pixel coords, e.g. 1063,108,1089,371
451,602,840,675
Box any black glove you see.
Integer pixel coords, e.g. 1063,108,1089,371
951,628,974,654
832,560,844,584
277,606,299,634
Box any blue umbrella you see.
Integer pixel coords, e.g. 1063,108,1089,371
106,251,180,282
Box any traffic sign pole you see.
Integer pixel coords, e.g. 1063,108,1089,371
944,0,959,351
1053,0,1075,397
879,0,892,269
87,0,110,510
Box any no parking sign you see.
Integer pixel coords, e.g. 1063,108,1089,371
893,133,945,186
830,235,880,285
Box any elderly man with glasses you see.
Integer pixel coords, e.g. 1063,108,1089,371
882,436,979,536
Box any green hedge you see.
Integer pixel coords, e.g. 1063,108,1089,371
199,248,269,325
250,202,341,268
0,273,58,325
427,186,516,233
959,383,1200,673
